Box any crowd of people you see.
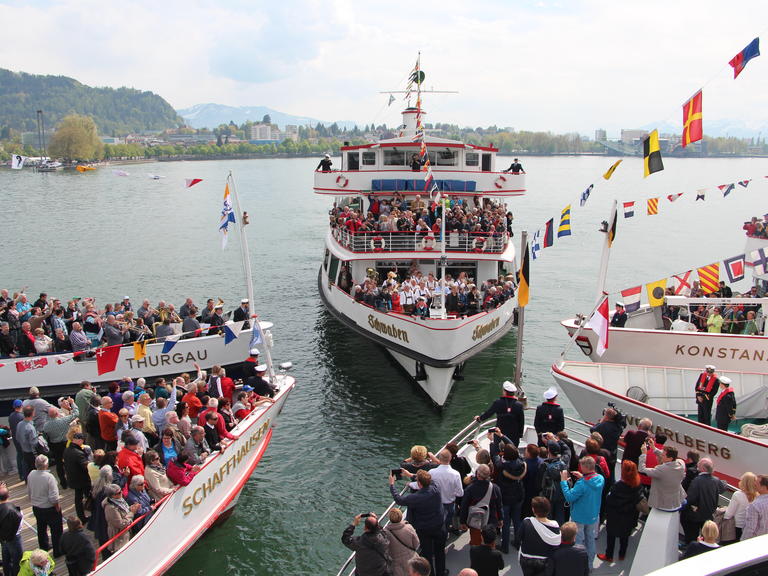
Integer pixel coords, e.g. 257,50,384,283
0,290,252,359
742,215,768,238
342,266,516,319
0,349,276,575
342,381,768,576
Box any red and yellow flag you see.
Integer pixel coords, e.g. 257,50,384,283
697,263,720,294
682,90,703,147
647,198,659,215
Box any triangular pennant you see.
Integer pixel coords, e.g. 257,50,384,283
667,193,683,202
162,334,181,354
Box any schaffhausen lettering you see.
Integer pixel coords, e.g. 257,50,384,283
367,315,409,343
472,317,500,341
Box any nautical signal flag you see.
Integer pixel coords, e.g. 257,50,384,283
682,90,703,148
185,178,203,188
723,254,746,283
585,295,610,356
647,198,659,216
667,193,683,202
531,229,541,260
607,203,617,248
557,205,572,238
518,242,530,308
646,279,667,307
751,248,768,276
96,345,121,376
643,130,664,177
579,184,593,207
543,219,554,248
623,201,635,218
603,159,623,180
738,180,751,188
620,286,642,313
162,334,181,354
719,183,735,197
697,263,720,294
696,191,706,201
729,37,760,79
672,271,693,295
132,341,146,362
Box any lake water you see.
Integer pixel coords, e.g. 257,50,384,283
1,155,765,574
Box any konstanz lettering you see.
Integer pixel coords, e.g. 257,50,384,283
368,315,409,343
674,344,766,362
182,419,270,516
472,317,500,341
624,414,731,460
126,350,209,369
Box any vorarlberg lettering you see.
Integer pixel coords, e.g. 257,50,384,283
674,344,767,362
182,419,270,515
126,350,209,369
368,315,409,343
624,414,731,459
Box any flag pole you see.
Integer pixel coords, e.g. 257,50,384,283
595,199,617,301
513,230,528,391
227,171,275,380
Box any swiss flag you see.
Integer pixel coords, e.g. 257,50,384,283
96,345,122,375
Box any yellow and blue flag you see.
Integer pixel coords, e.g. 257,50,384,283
557,205,571,238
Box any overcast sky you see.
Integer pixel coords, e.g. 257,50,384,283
1,0,766,135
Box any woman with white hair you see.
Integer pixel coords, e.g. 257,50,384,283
17,548,54,576
103,483,140,553
89,466,116,551
126,475,154,531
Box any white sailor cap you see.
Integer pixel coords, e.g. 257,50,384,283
255,363,267,372
719,376,732,385
615,301,624,307
543,387,558,400
241,298,249,304
249,348,260,356
214,303,224,309
503,381,517,393
124,296,130,300
705,364,716,371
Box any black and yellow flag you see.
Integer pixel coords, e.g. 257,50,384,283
643,129,664,177
603,159,623,180
518,241,530,308
607,203,617,247
133,341,146,362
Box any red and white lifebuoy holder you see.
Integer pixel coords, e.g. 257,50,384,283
336,174,349,188
422,235,436,251
494,175,507,189
472,237,486,253
371,236,386,252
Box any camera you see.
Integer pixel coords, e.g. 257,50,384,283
606,402,627,430
390,468,403,480
360,513,372,518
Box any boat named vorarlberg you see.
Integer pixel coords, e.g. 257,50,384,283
315,62,526,405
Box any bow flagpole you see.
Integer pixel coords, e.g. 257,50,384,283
225,171,275,380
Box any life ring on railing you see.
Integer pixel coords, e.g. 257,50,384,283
494,175,507,189
371,236,386,252
421,235,436,251
336,174,349,188
472,237,486,253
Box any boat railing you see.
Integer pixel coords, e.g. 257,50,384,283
330,226,509,254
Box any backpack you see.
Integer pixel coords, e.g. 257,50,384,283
0,504,22,542
540,460,565,502
467,483,494,529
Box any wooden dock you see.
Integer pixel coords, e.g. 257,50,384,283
1,470,98,576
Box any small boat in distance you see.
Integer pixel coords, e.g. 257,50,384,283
315,58,526,406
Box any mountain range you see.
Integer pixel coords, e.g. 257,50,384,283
176,103,358,131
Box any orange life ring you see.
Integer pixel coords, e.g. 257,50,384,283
371,236,386,252
472,237,486,253
421,235,436,251
336,174,349,188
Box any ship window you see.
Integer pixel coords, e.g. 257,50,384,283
436,150,457,166
347,152,360,171
465,152,479,166
383,149,406,166
329,255,340,284
323,249,330,271
362,152,376,166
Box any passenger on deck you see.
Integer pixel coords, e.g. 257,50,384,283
98,397,119,451
166,452,199,486
534,387,564,443
429,449,463,533
60,516,95,576
551,522,589,576
742,474,768,540
715,376,737,431
117,434,145,483
681,458,728,544
560,457,604,568
493,443,526,553
341,512,391,576
598,460,642,563
317,154,333,172
638,443,685,511
383,508,418,576
469,525,504,576
17,549,54,576
27,455,63,558
722,471,758,543
400,445,438,475
681,520,719,560
518,496,561,576
103,484,139,554
126,475,153,531
475,381,525,448
411,297,430,319
610,302,627,328
142,450,175,501
63,433,91,524
621,418,652,465
503,158,525,174
460,464,503,549
0,482,23,576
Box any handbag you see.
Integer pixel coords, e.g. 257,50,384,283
636,497,650,515
467,483,494,529
713,507,737,542
35,434,50,456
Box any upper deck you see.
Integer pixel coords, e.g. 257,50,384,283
314,107,526,196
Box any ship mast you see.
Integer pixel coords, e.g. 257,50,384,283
227,171,276,380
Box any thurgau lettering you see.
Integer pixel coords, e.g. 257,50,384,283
126,349,210,369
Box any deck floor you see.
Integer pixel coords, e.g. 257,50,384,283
1,468,98,576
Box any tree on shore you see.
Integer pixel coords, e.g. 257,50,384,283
48,114,103,161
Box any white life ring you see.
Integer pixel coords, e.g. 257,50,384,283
494,175,507,189
336,174,349,188
472,237,486,253
371,236,386,252
421,235,436,251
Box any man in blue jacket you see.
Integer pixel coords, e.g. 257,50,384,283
560,456,604,569
390,469,445,576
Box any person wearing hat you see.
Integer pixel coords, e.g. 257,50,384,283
63,433,91,524
317,153,333,172
534,387,565,443
116,433,144,484
475,381,525,447
129,415,151,452
208,303,225,335
242,347,261,381
411,296,430,319
715,377,736,431
248,364,276,398
695,365,720,426
610,301,627,328
232,298,250,328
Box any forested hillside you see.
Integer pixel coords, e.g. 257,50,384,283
0,69,183,135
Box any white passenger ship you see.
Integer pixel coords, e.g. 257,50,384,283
315,67,526,405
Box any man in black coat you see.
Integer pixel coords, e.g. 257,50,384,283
475,381,525,447
63,433,91,524
0,483,23,576
715,377,737,431
681,458,727,544
232,299,250,329
469,525,504,576
552,521,589,576
341,513,390,576
60,517,95,576
534,387,565,442
610,302,627,327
